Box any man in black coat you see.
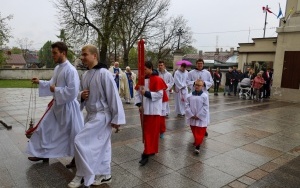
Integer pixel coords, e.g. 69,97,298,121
262,68,272,98
224,68,234,96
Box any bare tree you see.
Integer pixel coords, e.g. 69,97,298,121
16,37,33,50
115,0,170,67
146,15,193,63
55,0,126,66
15,37,34,57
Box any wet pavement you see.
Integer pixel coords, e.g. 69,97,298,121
0,88,300,188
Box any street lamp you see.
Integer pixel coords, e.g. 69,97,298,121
176,27,184,50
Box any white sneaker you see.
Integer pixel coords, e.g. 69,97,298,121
194,149,200,155
93,175,112,185
68,176,83,188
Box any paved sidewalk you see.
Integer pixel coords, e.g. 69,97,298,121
0,88,300,188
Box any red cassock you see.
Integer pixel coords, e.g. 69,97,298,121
136,74,168,154
190,126,207,146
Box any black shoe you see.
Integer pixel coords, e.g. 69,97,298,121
66,157,76,168
28,157,49,162
194,145,200,155
139,154,149,166
205,131,208,137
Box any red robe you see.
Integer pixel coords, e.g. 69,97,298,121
136,74,168,154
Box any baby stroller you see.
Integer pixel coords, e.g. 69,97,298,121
238,78,252,99
239,84,251,99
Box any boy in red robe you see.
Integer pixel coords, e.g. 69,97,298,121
135,61,167,166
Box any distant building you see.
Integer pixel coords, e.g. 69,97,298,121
182,47,238,69
4,51,27,68
238,37,276,74
24,51,39,68
238,0,300,102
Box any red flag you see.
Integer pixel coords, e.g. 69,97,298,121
137,39,145,86
262,6,273,13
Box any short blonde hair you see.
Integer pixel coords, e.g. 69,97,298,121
195,79,204,85
82,44,99,58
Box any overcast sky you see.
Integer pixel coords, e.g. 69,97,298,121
1,0,286,52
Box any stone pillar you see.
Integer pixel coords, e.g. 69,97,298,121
272,0,300,102
173,49,184,72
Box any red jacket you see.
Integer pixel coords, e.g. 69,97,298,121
252,76,265,89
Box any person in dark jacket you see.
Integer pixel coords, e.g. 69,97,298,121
213,67,222,96
224,68,234,96
262,68,272,98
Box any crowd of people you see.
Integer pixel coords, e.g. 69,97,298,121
222,67,273,100
25,41,273,188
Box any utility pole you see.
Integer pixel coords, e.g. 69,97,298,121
263,5,268,38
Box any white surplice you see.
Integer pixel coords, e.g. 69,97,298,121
173,69,188,115
185,93,209,127
75,68,126,186
27,61,84,158
158,70,174,115
187,69,213,124
187,69,213,94
134,79,163,116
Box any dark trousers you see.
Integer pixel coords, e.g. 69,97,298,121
263,84,270,97
229,84,233,93
233,82,238,95
214,81,220,93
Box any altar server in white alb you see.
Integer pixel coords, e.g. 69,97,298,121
27,42,84,162
174,63,189,117
158,60,174,116
185,79,209,155
187,58,213,136
187,58,213,94
68,45,126,188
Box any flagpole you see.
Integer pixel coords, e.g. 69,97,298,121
263,5,268,38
